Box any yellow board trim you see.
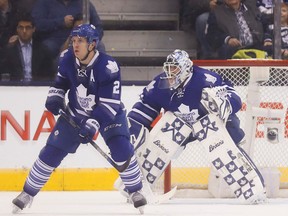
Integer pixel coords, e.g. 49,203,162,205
0,168,119,191
1,167,288,191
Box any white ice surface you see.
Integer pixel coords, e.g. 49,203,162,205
1,191,288,216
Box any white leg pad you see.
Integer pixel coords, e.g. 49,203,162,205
136,111,192,186
191,114,267,204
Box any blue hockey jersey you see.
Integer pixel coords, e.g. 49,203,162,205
53,48,125,126
128,65,245,144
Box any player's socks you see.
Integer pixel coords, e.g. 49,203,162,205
24,157,55,196
119,155,142,192
12,157,55,213
119,155,147,211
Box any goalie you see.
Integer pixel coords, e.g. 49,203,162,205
117,49,267,204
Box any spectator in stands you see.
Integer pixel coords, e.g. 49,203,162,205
179,0,200,32
263,2,288,59
179,0,221,59
0,0,18,47
14,0,37,15
0,0,18,75
206,0,264,59
31,0,105,59
1,13,55,82
257,0,274,33
195,0,221,59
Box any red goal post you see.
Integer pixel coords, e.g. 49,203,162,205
158,59,288,197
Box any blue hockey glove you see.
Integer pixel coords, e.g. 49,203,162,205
79,118,100,143
45,87,66,115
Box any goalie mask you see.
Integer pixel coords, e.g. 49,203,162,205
159,49,193,89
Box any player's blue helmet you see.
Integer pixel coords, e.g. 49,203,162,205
70,24,100,47
161,49,193,89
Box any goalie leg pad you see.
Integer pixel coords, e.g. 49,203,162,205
192,114,267,204
135,111,192,186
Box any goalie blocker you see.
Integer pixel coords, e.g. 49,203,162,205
126,109,266,204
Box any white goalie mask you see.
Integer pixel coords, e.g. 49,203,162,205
160,49,193,89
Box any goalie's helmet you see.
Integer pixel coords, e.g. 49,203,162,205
70,24,99,48
161,49,193,89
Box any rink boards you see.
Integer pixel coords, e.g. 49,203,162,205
0,86,288,191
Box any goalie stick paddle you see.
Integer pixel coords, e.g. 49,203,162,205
59,110,130,172
144,182,178,205
114,176,177,204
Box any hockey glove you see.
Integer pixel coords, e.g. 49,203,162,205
45,87,66,115
201,86,232,123
79,118,100,144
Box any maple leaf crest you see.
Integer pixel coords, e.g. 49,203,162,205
146,80,156,92
76,84,96,112
106,60,119,73
175,104,199,125
204,73,217,84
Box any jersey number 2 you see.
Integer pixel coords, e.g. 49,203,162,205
113,81,120,94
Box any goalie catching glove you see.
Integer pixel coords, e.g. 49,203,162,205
201,86,232,123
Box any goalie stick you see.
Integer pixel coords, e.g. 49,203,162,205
60,110,131,172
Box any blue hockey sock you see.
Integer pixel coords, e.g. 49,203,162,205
119,155,143,194
23,157,55,196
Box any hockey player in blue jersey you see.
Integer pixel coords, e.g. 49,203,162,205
12,24,147,214
128,49,245,145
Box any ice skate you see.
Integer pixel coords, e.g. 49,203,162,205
12,191,33,214
129,190,147,214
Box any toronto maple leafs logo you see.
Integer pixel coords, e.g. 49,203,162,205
175,104,199,126
204,73,217,84
76,84,96,112
145,80,156,92
224,174,236,185
161,119,186,145
212,157,224,170
142,159,153,172
154,157,165,170
194,116,218,141
106,60,119,73
146,173,156,184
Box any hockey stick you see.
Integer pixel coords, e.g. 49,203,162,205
59,110,130,172
114,176,177,204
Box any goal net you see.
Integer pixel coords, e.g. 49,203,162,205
154,60,288,198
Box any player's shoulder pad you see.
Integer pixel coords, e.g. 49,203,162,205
98,53,120,82
59,48,74,64
143,72,165,92
193,65,222,86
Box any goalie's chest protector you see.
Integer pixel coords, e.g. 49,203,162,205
136,111,192,185
165,72,211,117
